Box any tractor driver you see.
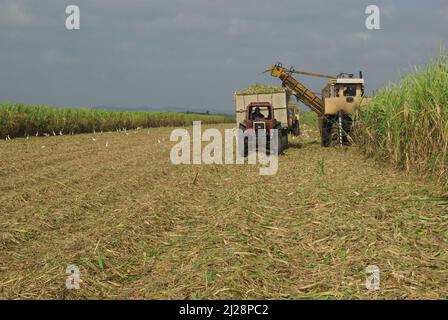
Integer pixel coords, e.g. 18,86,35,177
251,107,265,120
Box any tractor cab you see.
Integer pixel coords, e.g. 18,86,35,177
244,102,276,133
239,102,288,155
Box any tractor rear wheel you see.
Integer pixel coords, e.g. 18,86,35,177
341,114,353,145
238,133,249,157
276,132,283,155
320,116,333,147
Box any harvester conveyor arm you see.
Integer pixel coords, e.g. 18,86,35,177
266,65,325,116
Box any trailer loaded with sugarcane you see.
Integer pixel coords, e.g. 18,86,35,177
234,84,300,155
265,63,369,147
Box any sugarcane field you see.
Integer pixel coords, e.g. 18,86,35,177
0,0,447,310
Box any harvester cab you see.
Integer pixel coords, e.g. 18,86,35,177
319,74,367,146
322,73,365,115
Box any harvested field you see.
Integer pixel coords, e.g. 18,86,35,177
0,123,447,299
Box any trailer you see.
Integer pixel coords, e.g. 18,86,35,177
234,85,300,156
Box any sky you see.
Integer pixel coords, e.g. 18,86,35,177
0,0,447,114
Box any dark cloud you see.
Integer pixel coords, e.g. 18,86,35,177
0,0,447,113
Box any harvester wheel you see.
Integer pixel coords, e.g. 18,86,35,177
320,116,333,147
276,132,283,155
342,114,353,145
322,114,353,147
274,130,288,155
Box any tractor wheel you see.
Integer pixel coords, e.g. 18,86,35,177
238,136,249,157
272,130,284,155
282,131,288,151
273,130,288,155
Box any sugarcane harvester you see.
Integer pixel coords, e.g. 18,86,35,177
266,64,367,147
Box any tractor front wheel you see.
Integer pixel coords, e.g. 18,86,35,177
275,130,288,154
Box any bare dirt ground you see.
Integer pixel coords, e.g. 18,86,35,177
0,123,447,299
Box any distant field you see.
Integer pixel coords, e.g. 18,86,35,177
0,103,234,139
